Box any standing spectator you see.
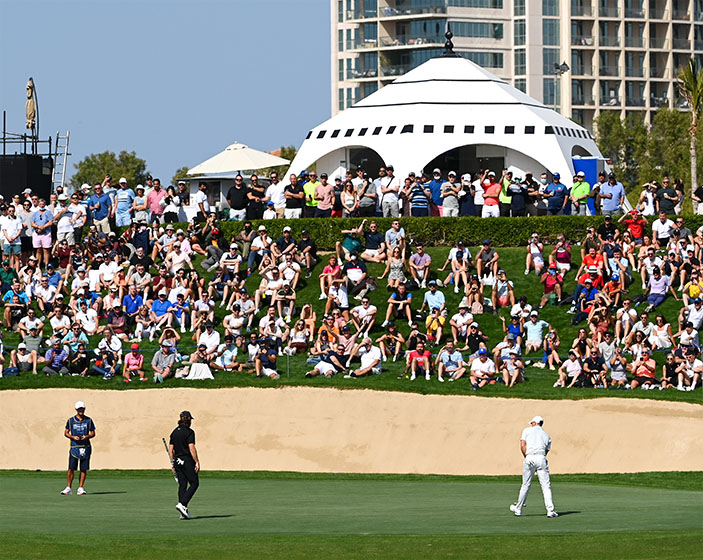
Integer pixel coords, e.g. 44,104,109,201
303,171,320,217
112,178,135,227
379,165,401,217
656,177,678,215
481,171,501,218
2,204,24,270
193,182,211,222
355,172,378,217
544,173,568,215
428,168,444,216
440,172,461,217
341,181,358,217
89,182,112,234
498,170,512,217
570,171,591,215
177,181,190,206
31,198,54,269
408,176,431,217
162,186,181,224
265,172,286,218
506,175,529,217
600,172,626,217
314,173,334,218
472,171,485,217
227,175,249,221
283,173,305,220
637,181,658,215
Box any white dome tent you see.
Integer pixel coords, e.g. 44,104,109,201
286,34,605,187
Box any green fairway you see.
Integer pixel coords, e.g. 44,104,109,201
2,471,701,559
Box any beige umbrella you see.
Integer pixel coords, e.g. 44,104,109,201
187,142,290,175
25,78,36,130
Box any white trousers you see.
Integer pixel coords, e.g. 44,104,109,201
515,454,555,514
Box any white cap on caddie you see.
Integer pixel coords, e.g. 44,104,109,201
75,401,86,410
530,415,544,424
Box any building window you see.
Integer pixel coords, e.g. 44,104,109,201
543,77,559,107
543,19,559,46
542,0,559,16
362,83,378,98
452,21,504,40
514,78,527,93
338,0,344,22
514,0,525,16
514,49,526,74
464,51,504,68
542,48,559,74
346,58,354,81
448,0,503,7
338,30,344,52
444,125,455,133
514,20,525,46
424,125,434,133
338,89,344,111
346,29,353,50
338,60,344,82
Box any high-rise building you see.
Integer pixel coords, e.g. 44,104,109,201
331,0,703,130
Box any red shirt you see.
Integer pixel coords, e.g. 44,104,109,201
408,349,431,362
542,272,563,293
483,182,501,205
624,216,646,239
582,254,604,269
577,272,605,289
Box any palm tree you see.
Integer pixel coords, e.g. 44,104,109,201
677,58,703,208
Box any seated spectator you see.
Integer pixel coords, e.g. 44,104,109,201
419,280,446,317
501,351,524,387
408,244,432,288
285,320,312,356
150,289,174,338
475,240,499,279
350,297,376,337
197,321,221,359
336,224,363,262
492,333,521,371
556,350,582,388
629,347,658,390
609,346,629,387
659,352,677,389
638,246,663,289
549,234,572,276
271,226,297,263
582,347,608,388
376,323,405,362
319,255,342,301
18,307,44,339
649,314,674,350
382,283,413,328
63,323,89,354
121,343,146,382
258,307,289,349
525,233,545,276
10,342,38,375
425,306,445,345
254,338,280,379
305,342,347,379
644,266,679,312
449,304,473,345
539,263,563,308
492,269,515,312
500,314,524,348
296,229,318,278
675,349,701,391
406,340,433,381
384,220,406,257
543,327,562,370
524,311,549,356
469,348,495,390
212,335,247,372
247,225,272,273
379,247,407,289
344,337,382,378
272,282,296,323
446,249,470,295
43,339,69,376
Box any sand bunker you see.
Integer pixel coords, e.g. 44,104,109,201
1,387,701,474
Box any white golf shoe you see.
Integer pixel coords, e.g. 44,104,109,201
176,502,191,519
77,487,87,495
547,511,559,518
509,504,521,516
60,486,72,495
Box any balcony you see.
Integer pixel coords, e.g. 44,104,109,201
672,9,690,20
672,38,691,50
626,96,646,107
378,34,444,48
571,4,593,16
649,8,668,19
347,8,379,20
625,66,644,77
349,68,379,79
600,95,621,105
695,41,703,50
599,6,620,17
572,65,595,76
380,63,414,77
624,8,645,18
599,65,620,76
379,2,447,19
350,37,379,50
571,35,594,46
599,36,621,47
649,66,667,78
651,96,670,108
649,38,669,49
572,95,595,105
624,37,644,48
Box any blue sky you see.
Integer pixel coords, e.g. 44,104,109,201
0,0,330,182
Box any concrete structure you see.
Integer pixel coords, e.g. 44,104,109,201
289,44,605,185
332,0,703,130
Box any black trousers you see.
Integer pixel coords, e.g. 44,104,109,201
175,456,199,506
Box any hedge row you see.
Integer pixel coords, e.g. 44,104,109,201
172,215,703,251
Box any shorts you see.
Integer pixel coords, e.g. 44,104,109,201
316,361,337,376
261,367,278,378
557,263,571,273
68,450,91,471
3,243,21,256
634,376,658,385
32,233,52,249
363,249,380,258
284,208,302,220
115,212,132,227
57,231,75,245
481,205,500,218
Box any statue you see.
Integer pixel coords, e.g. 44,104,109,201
26,77,36,131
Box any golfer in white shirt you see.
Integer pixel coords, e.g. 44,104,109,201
509,415,558,518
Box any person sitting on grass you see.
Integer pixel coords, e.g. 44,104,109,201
501,350,524,387
148,341,176,383
283,320,311,356
449,304,473,345
539,263,563,308
525,233,545,276
10,342,38,375
122,343,146,383
43,339,69,376
523,311,549,360
543,327,562,371
406,340,433,381
254,338,280,379
150,289,174,339
609,346,629,388
318,255,342,301
408,244,432,289
212,335,247,373
435,340,465,382
491,269,515,313
378,246,407,289
628,347,658,390
381,283,413,328
350,297,377,337
469,347,495,390
446,249,470,295
335,223,363,263
305,343,347,379
500,314,524,348
344,337,382,378
425,306,445,345
360,220,387,264
674,348,701,391
582,346,608,388
475,240,500,281
376,322,404,362
643,266,679,312
555,350,582,388
492,333,521,372
68,343,90,377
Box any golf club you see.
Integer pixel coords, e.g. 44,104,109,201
162,437,178,482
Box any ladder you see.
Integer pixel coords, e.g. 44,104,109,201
52,130,70,192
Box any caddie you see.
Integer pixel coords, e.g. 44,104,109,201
61,400,96,495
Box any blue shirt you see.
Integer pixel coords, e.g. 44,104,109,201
600,181,625,212
46,271,62,289
152,298,173,317
423,289,445,310
62,331,89,353
115,188,135,213
46,347,68,369
32,208,54,228
122,293,143,314
89,193,112,220
545,183,567,210
428,179,443,205
66,415,95,448
2,289,29,304
440,350,463,369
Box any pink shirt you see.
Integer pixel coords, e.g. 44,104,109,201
147,189,166,215
125,352,144,370
315,183,334,210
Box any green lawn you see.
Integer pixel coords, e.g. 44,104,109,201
1,246,701,405
2,470,701,559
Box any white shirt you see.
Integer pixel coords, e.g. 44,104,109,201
278,261,300,282
353,304,376,322
652,218,675,239
380,176,400,204
193,190,209,212
56,205,74,233
76,308,98,331
259,315,286,335
198,329,221,352
451,311,473,331
520,425,552,456
1,215,23,243
359,345,382,369
50,314,71,335
470,357,496,377
19,316,42,331
686,304,703,328
266,183,286,209
69,203,86,227
472,180,484,205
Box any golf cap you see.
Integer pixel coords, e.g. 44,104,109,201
161,340,172,347
530,416,544,424
549,262,557,269
433,168,441,174
693,297,702,304
428,279,437,285
258,225,267,231
530,310,539,317
506,333,515,340
301,229,309,235
482,239,491,245
283,226,292,232
498,269,506,275
553,172,561,179
22,188,32,194
119,177,127,184
470,321,479,328
75,401,86,410
81,183,91,191
17,343,27,350
180,410,194,419
576,171,585,177
342,325,351,331
448,171,456,177
77,266,86,272
588,266,598,273
130,343,139,350
584,277,593,283
267,201,274,206
178,180,186,185
478,348,488,355
158,289,167,296
487,171,496,177
58,193,68,201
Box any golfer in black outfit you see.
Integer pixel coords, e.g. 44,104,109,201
168,410,200,519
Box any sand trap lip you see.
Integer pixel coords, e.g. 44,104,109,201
2,387,701,475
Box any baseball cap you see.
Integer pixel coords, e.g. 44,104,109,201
693,297,702,304
498,269,506,275
180,410,194,418
548,262,557,269
584,277,593,283
283,226,292,232
588,266,598,273
75,401,86,410
131,343,139,350
529,415,544,424
258,225,267,231
470,321,479,328
22,188,32,194
161,340,172,347
530,310,539,316
553,172,561,179
428,279,437,285
119,177,127,184
482,239,491,245
230,242,238,249
58,193,68,201
158,289,167,296
267,201,274,206
576,171,585,177
506,333,515,340
17,343,27,350
448,171,456,177
433,168,441,174
478,348,487,355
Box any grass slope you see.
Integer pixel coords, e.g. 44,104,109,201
1,246,701,405
1,471,700,559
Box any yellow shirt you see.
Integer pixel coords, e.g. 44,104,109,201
304,181,320,207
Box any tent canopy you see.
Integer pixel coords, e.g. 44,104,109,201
188,142,290,175
285,56,604,186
